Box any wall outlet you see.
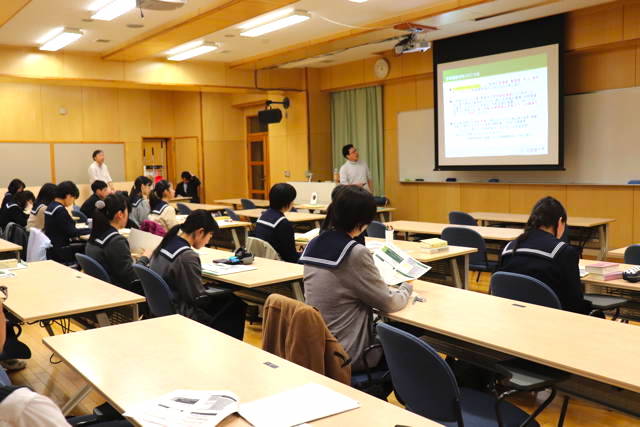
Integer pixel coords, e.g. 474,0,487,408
284,170,291,177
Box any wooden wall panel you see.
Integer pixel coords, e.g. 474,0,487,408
633,186,640,243
417,183,461,223
566,3,624,50
460,184,510,213
150,91,175,137
41,85,83,141
172,91,201,137
118,89,151,140
307,68,333,181
623,1,640,40
0,82,43,140
565,46,637,94
384,80,418,131
203,140,248,202
566,185,634,249
82,87,119,141
508,184,567,214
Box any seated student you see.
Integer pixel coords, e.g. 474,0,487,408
0,179,25,228
321,184,365,245
85,194,148,295
149,211,247,339
129,176,152,227
80,180,110,220
0,191,34,229
498,196,592,314
174,171,201,203
301,186,413,371
148,180,177,231
27,183,57,231
44,181,90,264
254,183,300,263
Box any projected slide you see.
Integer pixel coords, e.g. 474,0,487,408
436,44,560,168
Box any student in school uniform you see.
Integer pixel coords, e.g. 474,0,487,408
85,194,148,295
0,179,25,228
148,180,177,232
44,181,90,264
80,180,111,220
254,183,300,263
27,183,57,231
498,196,592,314
149,210,247,340
301,186,413,372
0,191,34,229
174,171,201,203
129,176,152,227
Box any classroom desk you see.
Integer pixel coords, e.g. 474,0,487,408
176,215,251,249
470,212,615,260
45,315,437,425
169,196,192,203
235,209,326,228
197,247,304,300
385,220,522,242
386,280,640,415
170,202,228,212
0,261,144,335
0,238,21,260
366,238,476,289
608,246,630,259
294,204,396,222
214,198,270,209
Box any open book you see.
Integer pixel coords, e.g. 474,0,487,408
373,243,431,286
295,227,320,242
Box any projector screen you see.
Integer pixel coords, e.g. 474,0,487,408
436,44,560,169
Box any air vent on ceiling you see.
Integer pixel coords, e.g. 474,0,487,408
127,23,145,28
136,0,186,11
95,39,111,43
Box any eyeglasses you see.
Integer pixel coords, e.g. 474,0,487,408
0,286,7,301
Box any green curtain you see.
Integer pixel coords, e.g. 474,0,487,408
331,86,384,196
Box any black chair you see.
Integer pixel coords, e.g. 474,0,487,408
176,203,192,215
73,207,89,224
75,253,112,283
377,322,539,427
624,244,640,264
628,180,640,184
366,221,386,238
224,208,241,221
442,226,497,281
133,264,175,317
448,211,477,226
4,223,28,260
241,198,257,209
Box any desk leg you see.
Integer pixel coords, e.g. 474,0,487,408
231,229,241,249
62,383,92,415
291,281,304,302
132,303,140,321
14,250,20,261
314,220,321,229
449,256,468,289
598,224,609,261
95,312,111,328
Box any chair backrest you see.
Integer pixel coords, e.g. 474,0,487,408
5,223,28,259
176,203,192,215
366,221,386,238
241,198,256,209
448,211,477,226
224,208,241,221
26,228,51,262
246,236,281,260
75,253,112,283
624,244,640,265
133,264,175,317
490,271,562,309
628,180,640,185
376,323,463,423
441,226,487,266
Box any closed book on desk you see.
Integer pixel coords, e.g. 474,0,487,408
588,271,623,281
585,262,620,275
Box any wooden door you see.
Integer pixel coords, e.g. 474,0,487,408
142,139,167,179
247,133,269,200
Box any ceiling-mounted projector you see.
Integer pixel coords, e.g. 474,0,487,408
136,0,186,10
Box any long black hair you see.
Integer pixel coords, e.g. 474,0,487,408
149,180,171,210
514,196,567,249
130,176,152,204
152,210,219,258
321,184,347,231
7,178,25,195
35,183,57,208
14,190,34,209
323,186,376,233
89,193,129,242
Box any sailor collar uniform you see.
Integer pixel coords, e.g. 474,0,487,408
300,230,360,269
92,226,120,247
150,200,169,215
159,236,193,261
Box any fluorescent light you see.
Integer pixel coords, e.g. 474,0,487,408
167,42,218,61
240,10,310,38
37,27,64,44
349,0,368,2
91,0,136,21
87,0,113,11
166,40,205,56
39,28,83,51
237,7,294,30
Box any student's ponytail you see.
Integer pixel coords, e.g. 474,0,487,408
149,180,171,211
130,176,152,203
151,210,219,259
321,185,348,233
513,196,567,250
89,194,129,242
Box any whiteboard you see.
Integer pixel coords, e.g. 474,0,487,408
55,143,125,184
0,143,52,187
398,86,640,184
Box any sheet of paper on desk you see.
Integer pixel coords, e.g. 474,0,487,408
295,228,320,242
239,383,359,427
373,243,431,286
0,270,15,279
124,389,239,427
202,263,256,276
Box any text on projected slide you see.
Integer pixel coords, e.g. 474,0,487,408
442,54,548,158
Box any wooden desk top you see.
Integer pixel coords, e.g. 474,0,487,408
171,202,228,212
169,196,191,203
175,215,251,230
386,220,521,241
470,212,615,228
294,204,396,214
198,247,303,288
366,238,477,263
214,198,270,208
0,238,21,254
235,209,325,223
0,261,144,323
387,280,640,393
608,246,629,259
580,259,640,292
44,315,436,427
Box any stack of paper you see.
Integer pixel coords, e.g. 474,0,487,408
585,262,622,281
295,228,320,242
202,263,257,276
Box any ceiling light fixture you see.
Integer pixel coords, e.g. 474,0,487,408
240,10,310,37
349,0,368,3
91,0,136,21
39,27,83,51
237,8,295,30
167,41,218,61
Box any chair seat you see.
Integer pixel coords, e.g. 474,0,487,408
584,294,628,310
439,388,540,427
495,358,570,391
470,261,499,273
351,369,389,388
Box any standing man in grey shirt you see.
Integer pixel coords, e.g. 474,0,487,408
339,144,373,193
